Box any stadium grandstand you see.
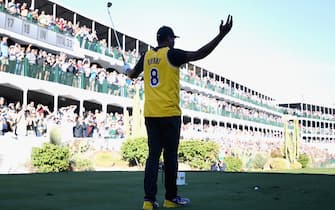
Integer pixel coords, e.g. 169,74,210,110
0,0,334,173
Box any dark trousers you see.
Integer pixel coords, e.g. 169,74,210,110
144,116,181,201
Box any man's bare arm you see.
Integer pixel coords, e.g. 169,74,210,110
125,55,144,79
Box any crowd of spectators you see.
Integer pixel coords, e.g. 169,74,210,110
285,108,335,121
2,94,334,149
217,134,335,168
181,122,282,142
1,36,335,134
2,1,334,123
0,36,141,98
302,127,335,136
181,121,335,168
180,90,282,126
1,95,335,168
0,0,140,64
0,96,49,137
2,1,335,147
180,68,283,113
181,119,335,144
0,96,126,139
1,35,284,129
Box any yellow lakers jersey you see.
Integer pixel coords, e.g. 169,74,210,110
143,47,181,117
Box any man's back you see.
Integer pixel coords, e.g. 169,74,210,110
143,47,181,117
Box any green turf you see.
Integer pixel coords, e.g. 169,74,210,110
0,170,334,210
267,168,335,175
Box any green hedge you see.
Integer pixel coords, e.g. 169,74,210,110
178,140,220,169
121,137,148,167
70,155,94,172
290,161,302,169
223,156,243,172
298,153,310,168
268,158,290,170
94,151,116,167
121,138,220,169
270,148,283,158
250,153,268,170
31,143,70,172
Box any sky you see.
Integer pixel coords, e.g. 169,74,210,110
55,0,335,107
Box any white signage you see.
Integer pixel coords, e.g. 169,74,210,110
5,15,23,34
22,22,38,39
0,12,5,28
0,11,75,51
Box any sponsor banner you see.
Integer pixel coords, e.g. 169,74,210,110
22,21,38,39
38,28,50,43
0,11,74,51
5,15,23,34
56,34,74,50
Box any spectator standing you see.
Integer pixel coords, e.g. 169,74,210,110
31,9,39,23
0,36,9,72
73,116,87,138
83,58,91,89
15,105,27,136
7,0,16,15
15,45,25,75
89,64,98,91
8,44,17,73
0,0,5,12
20,3,28,19
14,2,20,15
0,96,6,109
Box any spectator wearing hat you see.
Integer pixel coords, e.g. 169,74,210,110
7,0,16,15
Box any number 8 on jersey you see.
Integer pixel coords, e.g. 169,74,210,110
150,68,159,87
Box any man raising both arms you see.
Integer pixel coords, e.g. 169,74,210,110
123,15,233,210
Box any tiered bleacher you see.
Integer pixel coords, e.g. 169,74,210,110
1,0,335,173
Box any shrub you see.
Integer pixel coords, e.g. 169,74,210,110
31,143,70,172
298,153,310,168
250,153,268,170
268,158,290,170
70,156,94,171
270,148,283,158
69,140,91,155
66,140,94,172
178,140,220,169
121,137,148,167
94,151,116,167
223,156,243,172
290,161,302,169
121,138,219,169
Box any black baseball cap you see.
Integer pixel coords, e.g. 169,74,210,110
156,26,179,42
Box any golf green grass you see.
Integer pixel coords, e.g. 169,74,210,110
0,170,334,210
